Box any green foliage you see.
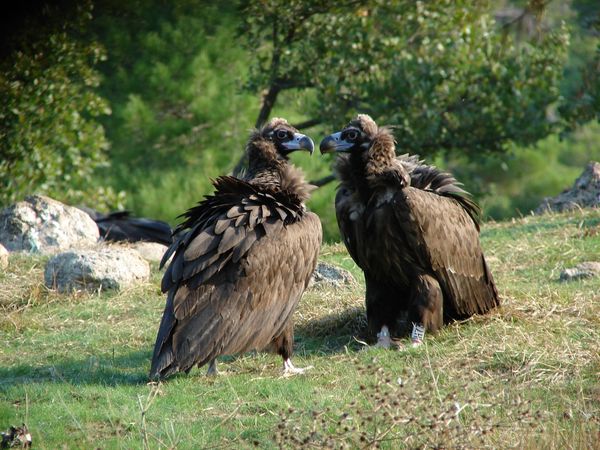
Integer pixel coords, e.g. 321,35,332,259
0,3,116,209
445,121,600,220
243,0,570,157
88,0,262,222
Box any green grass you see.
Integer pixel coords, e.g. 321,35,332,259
1,211,599,449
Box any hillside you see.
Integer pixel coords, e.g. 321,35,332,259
0,210,598,448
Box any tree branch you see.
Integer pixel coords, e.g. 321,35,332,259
254,83,281,129
309,173,337,187
293,118,322,130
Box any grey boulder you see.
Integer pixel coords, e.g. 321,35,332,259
559,261,600,282
0,195,99,254
310,262,356,289
44,247,150,293
537,161,600,214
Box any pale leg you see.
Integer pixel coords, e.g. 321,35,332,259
206,359,219,376
375,325,392,349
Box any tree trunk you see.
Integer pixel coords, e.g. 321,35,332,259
309,173,336,187
293,118,322,130
254,83,281,129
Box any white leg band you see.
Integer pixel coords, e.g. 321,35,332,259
411,323,425,343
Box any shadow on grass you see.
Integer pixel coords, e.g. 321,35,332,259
0,307,417,387
0,349,152,388
292,306,422,356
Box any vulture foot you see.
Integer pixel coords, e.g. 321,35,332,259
375,325,392,349
206,359,219,376
282,358,313,377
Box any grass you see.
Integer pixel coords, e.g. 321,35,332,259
1,210,599,449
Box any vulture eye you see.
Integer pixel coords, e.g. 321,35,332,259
275,130,289,140
345,130,359,141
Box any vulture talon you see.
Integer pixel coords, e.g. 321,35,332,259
282,359,313,376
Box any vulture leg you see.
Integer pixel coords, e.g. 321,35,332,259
409,274,444,347
365,277,404,347
375,325,392,349
274,324,312,376
206,359,219,376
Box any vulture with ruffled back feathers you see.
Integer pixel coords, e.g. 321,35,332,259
150,118,321,379
320,114,499,348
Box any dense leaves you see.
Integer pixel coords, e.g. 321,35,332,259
0,3,116,209
0,0,598,239
244,0,569,157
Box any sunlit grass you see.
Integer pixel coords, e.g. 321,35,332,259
0,210,598,448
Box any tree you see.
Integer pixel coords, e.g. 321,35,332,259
0,2,115,208
241,0,569,160
559,0,600,130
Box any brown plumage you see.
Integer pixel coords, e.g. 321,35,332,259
150,118,322,379
320,114,499,347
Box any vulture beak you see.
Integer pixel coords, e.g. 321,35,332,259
281,133,315,155
319,132,354,153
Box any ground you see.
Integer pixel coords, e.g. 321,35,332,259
0,210,599,449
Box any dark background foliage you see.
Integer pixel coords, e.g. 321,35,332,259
1,0,599,240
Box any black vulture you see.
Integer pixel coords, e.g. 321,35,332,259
150,118,322,379
79,207,173,246
320,114,499,348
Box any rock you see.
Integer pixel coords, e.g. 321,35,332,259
559,261,600,282
0,195,99,254
537,161,600,214
0,243,8,269
130,241,169,263
310,262,356,289
44,247,150,293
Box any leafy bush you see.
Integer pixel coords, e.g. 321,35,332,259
446,121,600,220
0,3,117,209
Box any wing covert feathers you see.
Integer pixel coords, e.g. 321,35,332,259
334,152,498,330
150,176,321,379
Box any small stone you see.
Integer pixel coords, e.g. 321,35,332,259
44,247,150,293
130,241,169,263
309,262,356,289
559,261,600,282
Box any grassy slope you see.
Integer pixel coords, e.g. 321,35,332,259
0,211,598,449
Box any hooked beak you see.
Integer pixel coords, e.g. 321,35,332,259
281,133,315,155
319,132,354,154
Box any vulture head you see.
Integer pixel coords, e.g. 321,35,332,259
248,118,314,162
246,118,316,196
320,114,407,186
319,114,385,155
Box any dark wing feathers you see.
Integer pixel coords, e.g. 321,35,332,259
150,176,321,378
402,157,481,229
79,207,174,246
335,154,498,325
399,188,499,317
